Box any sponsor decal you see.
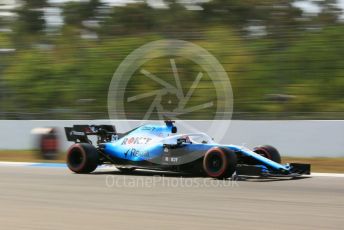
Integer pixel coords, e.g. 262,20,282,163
124,148,150,158
164,157,179,163
71,131,85,136
121,137,152,145
128,137,135,144
121,138,128,145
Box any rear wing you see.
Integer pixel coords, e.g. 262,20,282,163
64,125,117,144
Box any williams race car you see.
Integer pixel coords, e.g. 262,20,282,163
64,121,310,179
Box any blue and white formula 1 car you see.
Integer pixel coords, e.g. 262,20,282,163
64,121,310,179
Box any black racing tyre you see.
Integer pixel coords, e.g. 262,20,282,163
117,167,136,173
203,147,237,179
67,143,99,173
253,145,281,163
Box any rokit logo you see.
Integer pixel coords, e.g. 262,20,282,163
121,137,152,145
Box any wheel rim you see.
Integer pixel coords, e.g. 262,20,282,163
68,147,85,169
206,152,223,173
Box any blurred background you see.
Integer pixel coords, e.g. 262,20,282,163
0,0,343,120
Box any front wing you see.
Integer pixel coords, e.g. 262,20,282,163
227,145,311,177
236,163,311,177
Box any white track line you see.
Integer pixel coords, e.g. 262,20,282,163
0,161,35,167
311,173,344,178
0,161,343,177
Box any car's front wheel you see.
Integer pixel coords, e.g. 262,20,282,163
67,143,99,173
203,147,237,179
253,145,281,163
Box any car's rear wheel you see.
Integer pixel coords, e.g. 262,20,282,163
203,147,237,179
253,145,281,163
67,143,99,173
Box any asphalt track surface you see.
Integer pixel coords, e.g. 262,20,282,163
0,165,343,230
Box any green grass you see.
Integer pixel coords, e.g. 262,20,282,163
0,151,343,173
